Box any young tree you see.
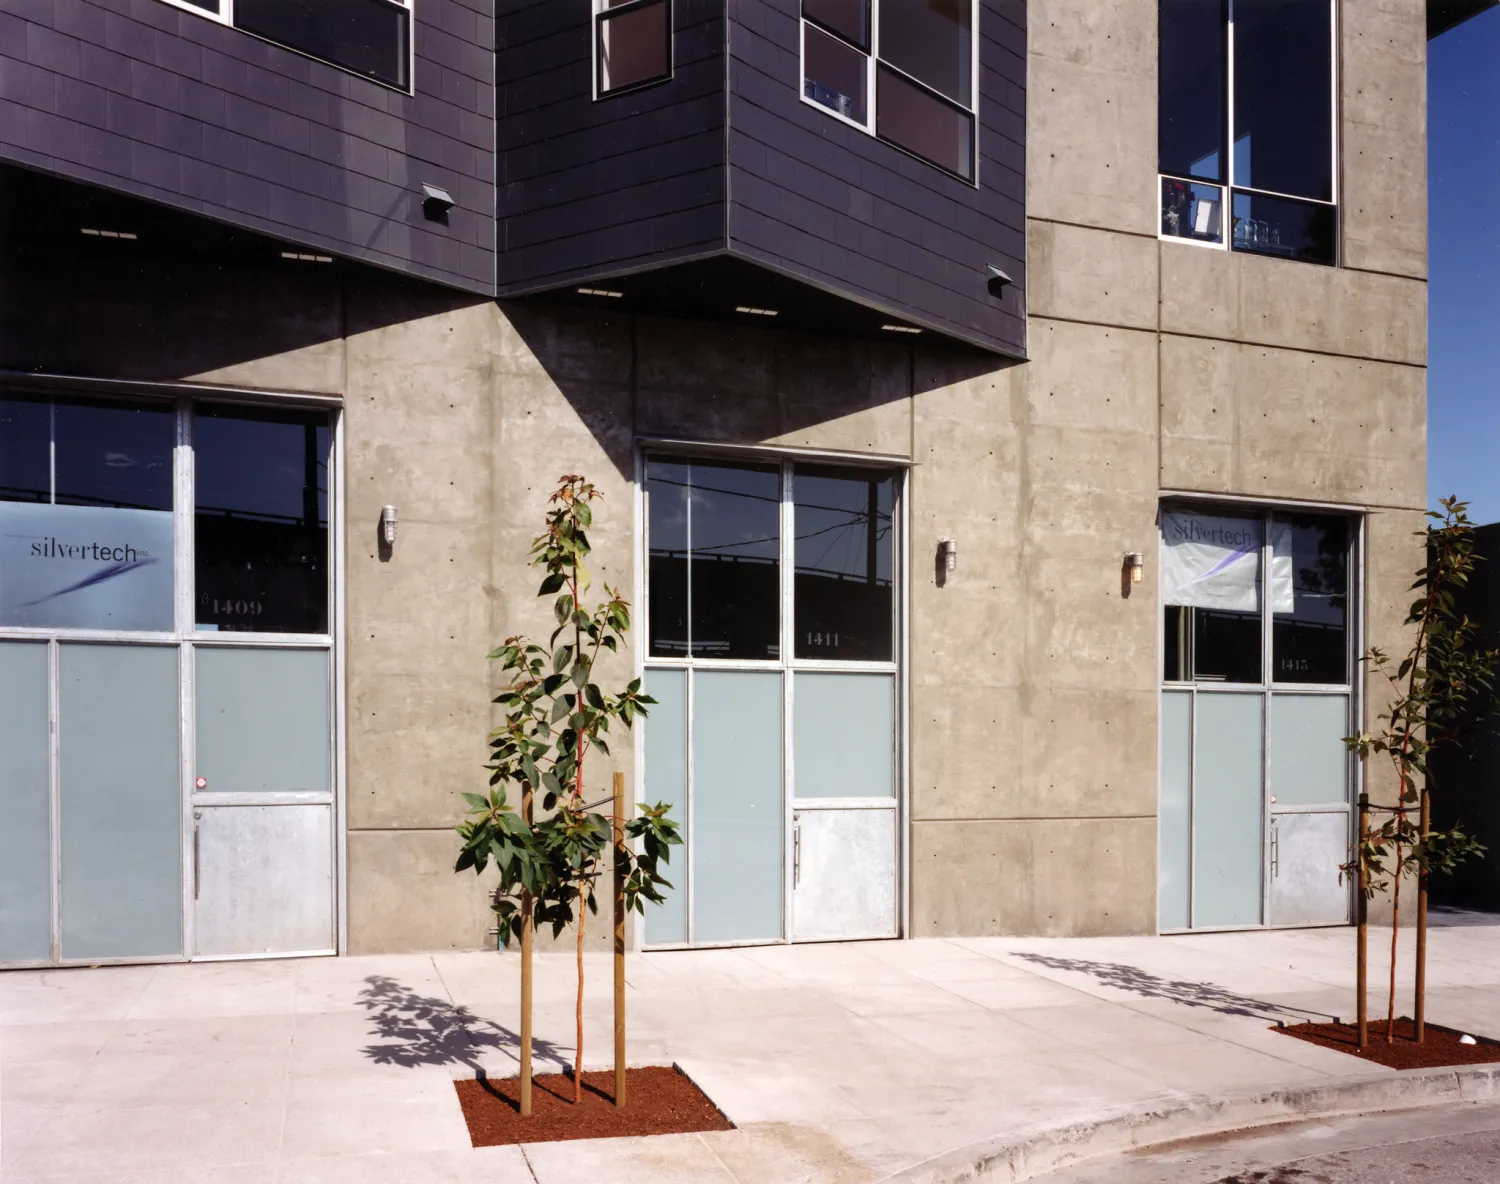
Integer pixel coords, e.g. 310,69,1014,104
1345,498,1500,1045
455,476,681,1105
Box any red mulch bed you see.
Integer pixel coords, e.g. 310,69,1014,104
454,1065,733,1146
1274,1017,1500,1070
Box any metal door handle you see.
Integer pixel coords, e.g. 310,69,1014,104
1270,821,1279,880
793,817,801,888
193,811,201,899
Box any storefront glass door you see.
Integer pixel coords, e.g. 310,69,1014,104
1157,505,1356,932
640,455,903,947
0,386,338,966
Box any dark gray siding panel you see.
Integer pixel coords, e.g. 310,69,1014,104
495,0,727,292
726,0,1026,353
0,0,495,292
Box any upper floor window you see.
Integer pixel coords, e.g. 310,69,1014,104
801,0,977,183
158,0,412,91
1158,0,1336,264
595,0,673,98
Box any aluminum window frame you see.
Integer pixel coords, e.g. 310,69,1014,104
1156,0,1339,260
151,0,416,96
1156,494,1364,935
635,443,909,950
593,0,675,101
0,375,345,969
799,0,981,186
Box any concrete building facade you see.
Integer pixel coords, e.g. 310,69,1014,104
0,0,1475,965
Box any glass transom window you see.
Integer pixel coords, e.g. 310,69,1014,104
801,0,979,182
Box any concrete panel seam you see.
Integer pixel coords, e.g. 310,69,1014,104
1027,215,1160,244
1158,330,1428,372
1341,261,1429,285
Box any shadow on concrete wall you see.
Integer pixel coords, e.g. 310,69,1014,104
0,164,487,388
502,301,1021,485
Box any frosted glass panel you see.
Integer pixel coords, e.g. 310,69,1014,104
1192,692,1263,928
0,642,51,961
794,672,895,799
1270,694,1348,807
642,669,688,945
195,647,330,793
60,644,181,958
1158,691,1193,931
693,670,783,942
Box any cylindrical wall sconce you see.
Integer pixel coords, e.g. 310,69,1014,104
381,504,398,546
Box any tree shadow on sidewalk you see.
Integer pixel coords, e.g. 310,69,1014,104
356,974,568,1081
1009,953,1335,1023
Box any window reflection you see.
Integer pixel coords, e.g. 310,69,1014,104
804,0,870,47
1159,0,1227,183
1161,178,1224,243
1231,191,1335,264
805,22,869,122
794,466,894,661
194,405,330,635
646,458,781,660
0,394,175,631
1272,514,1348,684
876,64,973,179
878,0,972,107
1232,0,1333,203
597,0,671,95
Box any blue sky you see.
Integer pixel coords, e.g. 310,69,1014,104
1428,7,1500,523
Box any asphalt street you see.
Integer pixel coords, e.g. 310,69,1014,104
1038,1101,1500,1183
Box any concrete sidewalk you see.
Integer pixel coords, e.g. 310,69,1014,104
3,914,1500,1183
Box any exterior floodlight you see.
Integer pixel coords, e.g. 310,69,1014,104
986,265,1013,296
381,504,398,545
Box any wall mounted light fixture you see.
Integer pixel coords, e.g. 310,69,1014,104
940,538,958,573
381,504,398,546
422,183,454,222
1125,552,1145,584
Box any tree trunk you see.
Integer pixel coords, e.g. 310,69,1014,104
574,882,586,1104
520,890,533,1117
613,772,627,1108
1356,794,1369,1049
520,779,534,1118
1387,834,1401,1043
1416,787,1430,1044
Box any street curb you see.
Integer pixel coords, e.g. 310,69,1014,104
880,1062,1500,1183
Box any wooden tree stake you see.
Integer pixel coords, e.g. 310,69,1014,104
613,771,627,1108
521,778,534,1118
1356,793,1369,1050
1416,787,1430,1044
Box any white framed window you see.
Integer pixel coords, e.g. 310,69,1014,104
594,0,673,99
153,0,415,93
1157,0,1338,264
800,0,979,184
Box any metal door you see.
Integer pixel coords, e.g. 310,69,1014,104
1269,811,1350,925
191,646,335,957
792,805,897,941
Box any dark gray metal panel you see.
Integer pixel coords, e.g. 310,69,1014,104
726,0,1026,356
0,0,495,293
495,0,728,291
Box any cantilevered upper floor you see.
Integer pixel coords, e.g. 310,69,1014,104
0,0,494,292
497,0,1028,356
